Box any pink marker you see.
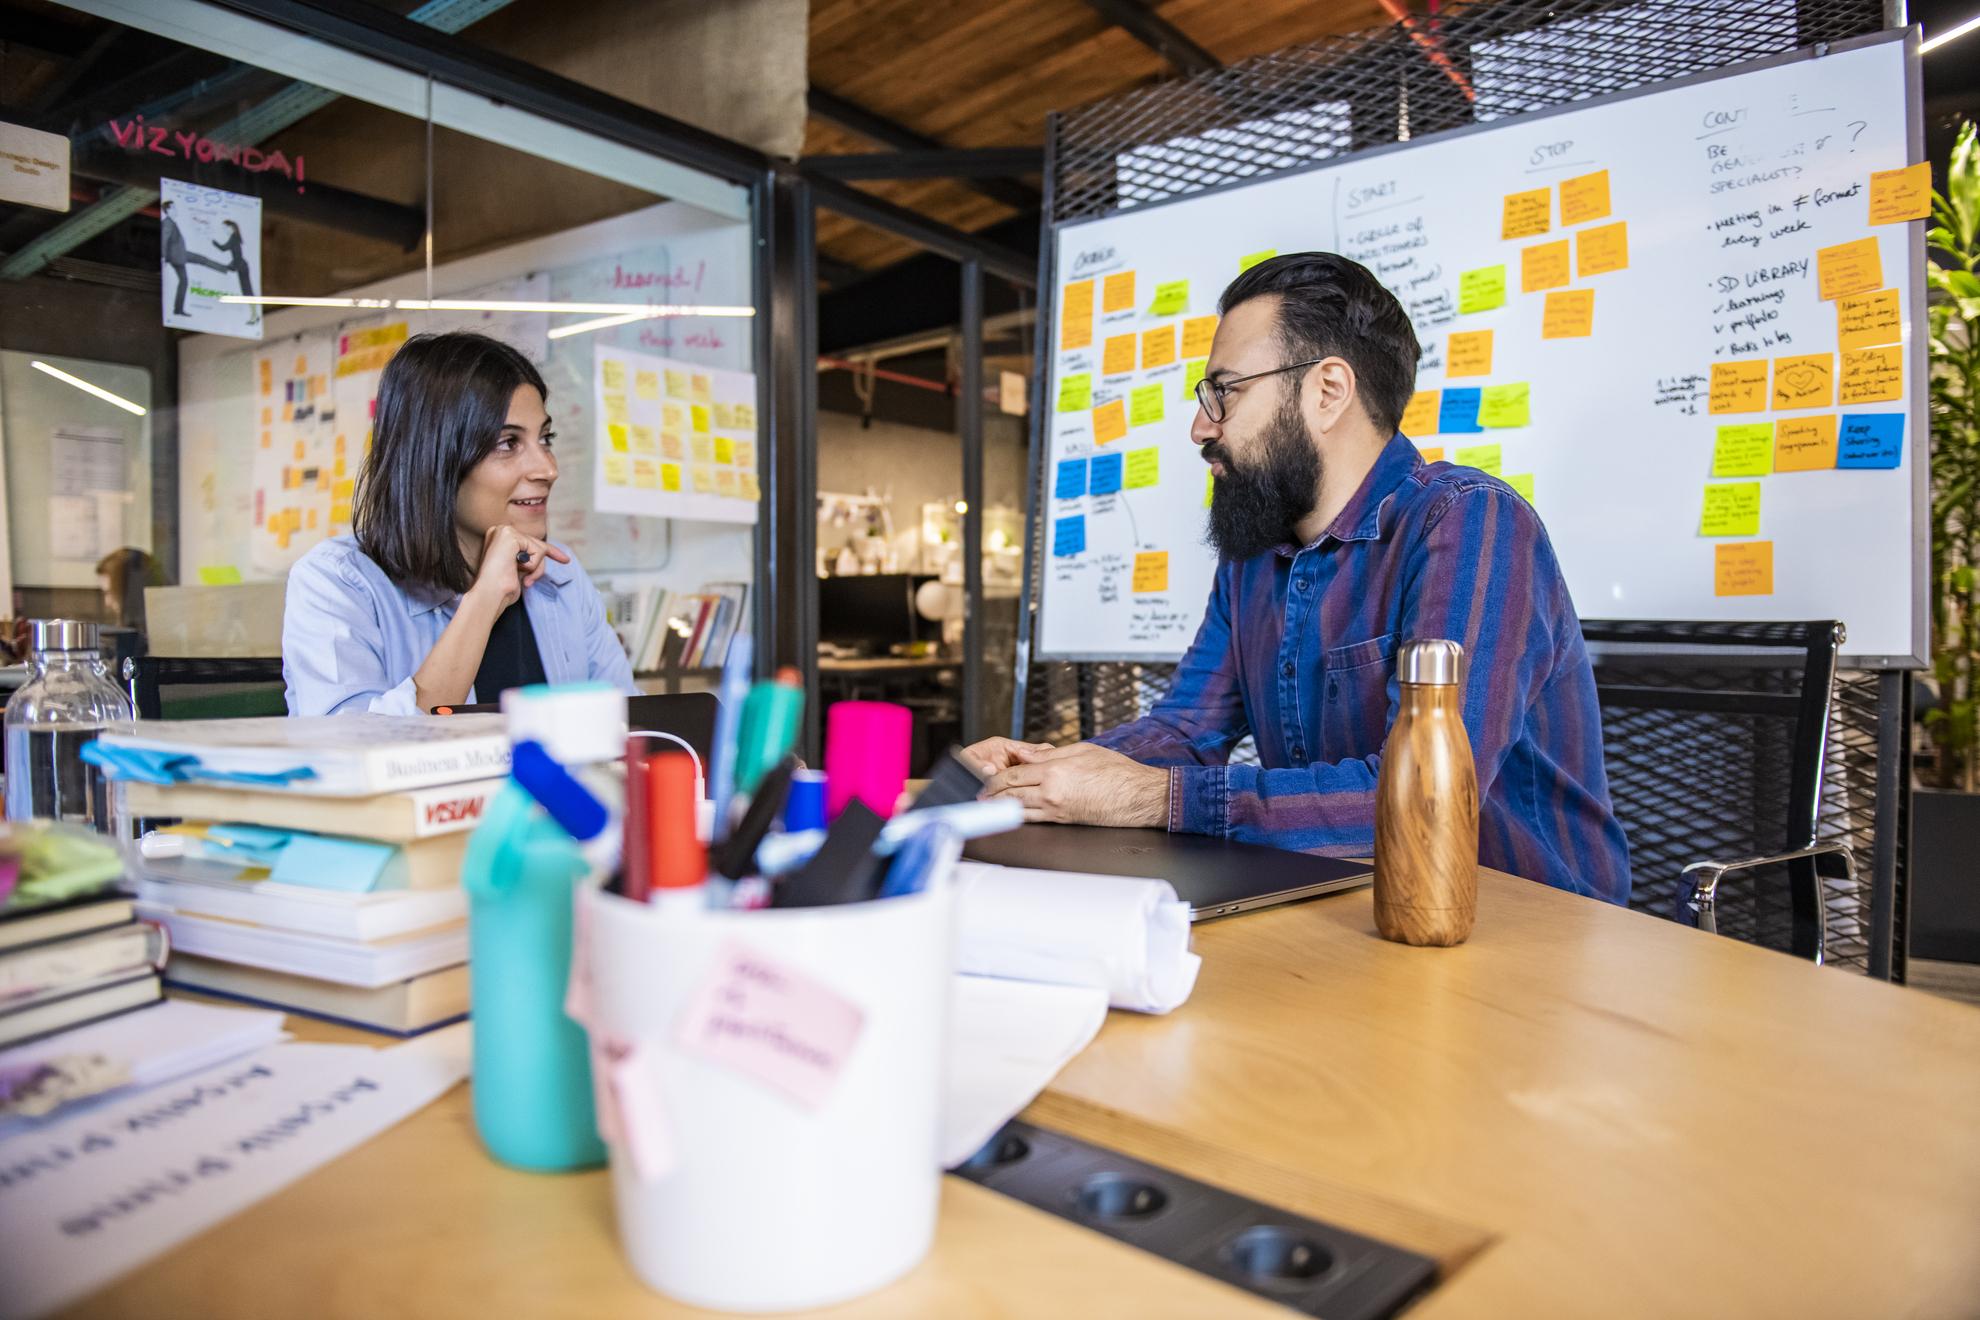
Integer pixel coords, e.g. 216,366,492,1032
823,701,912,821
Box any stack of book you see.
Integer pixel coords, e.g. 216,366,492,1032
0,892,168,1047
603,578,749,674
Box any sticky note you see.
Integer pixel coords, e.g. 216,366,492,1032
663,403,686,430
1521,239,1571,293
1709,360,1769,414
1541,288,1595,339
691,374,713,404
691,404,711,433
1183,358,1208,401
1775,415,1839,471
1868,163,1931,224
738,472,761,501
737,404,757,430
713,436,735,464
1772,353,1834,411
1130,384,1165,427
1839,345,1903,404
713,403,737,430
1575,220,1629,277
1181,316,1219,359
603,453,631,486
691,466,715,494
1503,473,1536,504
715,468,737,496
601,361,626,392
665,370,690,399
1455,444,1503,476
1400,390,1440,436
1446,330,1494,377
604,395,630,427
1459,265,1507,314
1479,382,1531,428
1838,413,1905,468
606,423,630,452
1239,249,1277,272
1061,279,1095,351
691,435,714,463
1089,451,1124,495
1057,373,1093,412
1715,542,1774,597
1102,334,1137,376
1056,457,1088,499
1817,237,1882,300
1502,188,1551,239
1837,288,1902,350
1559,169,1611,226
1420,447,1446,463
661,463,682,492
1132,551,1169,593
1103,272,1136,313
1439,387,1484,433
1141,326,1176,369
735,440,755,468
661,431,684,459
197,565,243,586
1125,446,1159,489
1149,280,1189,316
1093,398,1128,445
1699,482,1762,536
1053,514,1086,556
631,425,657,453
635,459,659,489
1713,423,1776,476
635,370,659,400
677,942,865,1110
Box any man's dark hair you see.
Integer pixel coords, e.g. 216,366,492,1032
1217,253,1421,435
352,331,548,595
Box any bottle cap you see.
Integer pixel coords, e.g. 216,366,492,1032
1398,639,1465,687
783,768,828,833
649,751,705,891
501,682,626,764
509,740,611,843
31,619,99,652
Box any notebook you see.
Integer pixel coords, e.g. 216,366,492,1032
97,714,509,796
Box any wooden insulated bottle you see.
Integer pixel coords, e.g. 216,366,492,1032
1373,639,1479,946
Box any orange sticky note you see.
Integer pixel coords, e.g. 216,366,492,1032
1141,325,1177,369
1060,280,1094,351
1715,542,1774,597
1420,447,1446,463
1839,345,1904,404
292,440,305,460
1502,188,1551,239
259,406,272,426
1181,316,1219,359
1771,353,1834,411
1103,272,1136,313
1520,239,1571,293
1400,390,1440,436
1541,288,1595,339
1092,398,1128,445
1559,169,1611,226
1709,360,1769,414
1103,334,1136,375
1131,551,1169,593
1775,415,1839,471
260,431,271,450
1446,330,1494,377
1868,163,1931,224
307,508,319,530
1816,237,1883,300
1576,220,1629,277
1837,288,1902,350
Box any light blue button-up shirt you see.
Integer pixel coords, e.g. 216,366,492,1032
282,535,637,716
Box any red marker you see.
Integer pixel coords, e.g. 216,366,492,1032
649,751,706,915
621,747,653,902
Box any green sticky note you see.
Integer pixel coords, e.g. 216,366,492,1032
1149,280,1189,316
1699,482,1762,536
1125,446,1160,489
1239,249,1277,273
1056,373,1092,413
1182,358,1208,401
1712,422,1776,477
1458,265,1507,314
1130,384,1165,427
1205,469,1214,508
1505,472,1536,503
1478,382,1531,428
197,564,244,586
1455,443,1503,476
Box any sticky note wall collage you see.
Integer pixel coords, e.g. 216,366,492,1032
592,348,762,526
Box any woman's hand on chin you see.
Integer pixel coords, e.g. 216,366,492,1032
468,524,571,610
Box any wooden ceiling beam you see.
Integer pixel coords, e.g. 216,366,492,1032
1077,0,1220,74
806,87,1041,211
801,147,1044,181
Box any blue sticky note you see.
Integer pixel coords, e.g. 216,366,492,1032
1054,457,1088,499
1052,514,1086,557
1089,452,1124,495
1439,387,1483,433
269,834,399,892
1837,413,1904,469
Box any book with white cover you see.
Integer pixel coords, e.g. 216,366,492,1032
99,714,510,796
122,777,505,841
135,903,466,988
133,868,464,941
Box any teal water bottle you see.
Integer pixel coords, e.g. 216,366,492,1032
462,683,625,1171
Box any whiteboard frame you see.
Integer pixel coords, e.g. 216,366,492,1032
1026,25,1929,669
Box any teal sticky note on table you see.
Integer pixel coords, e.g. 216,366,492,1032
1459,265,1507,314
1056,373,1092,413
269,833,400,892
1149,280,1189,316
1478,382,1531,428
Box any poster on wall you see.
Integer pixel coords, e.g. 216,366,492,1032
48,425,127,563
591,346,759,524
159,179,261,340
247,334,336,577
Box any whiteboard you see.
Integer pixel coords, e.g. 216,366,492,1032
1034,31,1925,666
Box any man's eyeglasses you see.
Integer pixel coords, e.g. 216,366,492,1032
1193,357,1330,423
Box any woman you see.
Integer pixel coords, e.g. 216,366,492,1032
211,220,259,325
283,332,635,715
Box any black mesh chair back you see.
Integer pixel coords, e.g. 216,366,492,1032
122,656,289,721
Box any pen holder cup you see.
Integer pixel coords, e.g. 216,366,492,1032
579,882,954,1313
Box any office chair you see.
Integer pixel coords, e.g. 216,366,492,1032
122,655,288,721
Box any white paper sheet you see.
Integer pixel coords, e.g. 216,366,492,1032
941,974,1108,1169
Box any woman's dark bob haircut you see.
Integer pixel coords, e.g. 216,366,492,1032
352,332,547,595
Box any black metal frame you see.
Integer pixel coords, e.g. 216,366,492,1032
121,655,287,721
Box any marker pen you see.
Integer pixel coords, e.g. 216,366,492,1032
648,750,706,916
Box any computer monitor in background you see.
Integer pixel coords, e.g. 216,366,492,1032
818,574,936,657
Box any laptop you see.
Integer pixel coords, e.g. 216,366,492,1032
961,824,1371,921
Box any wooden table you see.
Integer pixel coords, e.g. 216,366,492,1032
66,870,1980,1317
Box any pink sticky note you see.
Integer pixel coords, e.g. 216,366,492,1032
675,941,865,1110
608,1040,675,1181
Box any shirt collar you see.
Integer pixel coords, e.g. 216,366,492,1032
1277,431,1421,555
402,546,574,616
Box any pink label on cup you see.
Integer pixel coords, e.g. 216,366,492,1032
607,1039,675,1182
675,941,865,1111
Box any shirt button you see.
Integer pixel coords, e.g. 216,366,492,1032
1282,661,1296,677
1292,745,1306,760
1295,579,1309,592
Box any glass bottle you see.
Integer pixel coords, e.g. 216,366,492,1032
3,619,135,830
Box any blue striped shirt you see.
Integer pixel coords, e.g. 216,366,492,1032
1091,432,1631,903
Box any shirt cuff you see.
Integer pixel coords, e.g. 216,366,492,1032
1168,763,1229,836
366,675,424,717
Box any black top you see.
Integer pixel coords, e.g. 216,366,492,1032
474,598,548,700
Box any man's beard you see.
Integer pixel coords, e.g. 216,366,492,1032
1203,394,1322,561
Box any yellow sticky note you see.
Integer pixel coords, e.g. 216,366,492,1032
1058,373,1094,412
603,453,631,486
604,394,629,425
1837,288,1902,350
1715,541,1774,597
1131,551,1169,593
1149,280,1188,316
260,432,271,450
1103,335,1136,375
661,462,682,492
715,468,738,496
739,472,761,501
1772,354,1834,411
691,374,713,404
712,403,737,430
1141,326,1176,369
1093,398,1128,445
691,434,714,463
1505,472,1536,504
1459,265,1507,314
602,360,626,392
1061,280,1095,352
1400,390,1440,436
1868,163,1931,225
333,458,345,477
1239,249,1276,273
1125,446,1159,489
330,502,350,525
1103,272,1136,313
1420,446,1446,463
1839,344,1903,404
1479,382,1531,428
630,425,658,453
1775,415,1839,471
736,403,756,430
607,423,630,452
1699,482,1762,536
714,436,735,464
332,478,355,500
1541,288,1595,339
1576,220,1629,277
691,404,711,433
635,370,659,400
1182,358,1208,402
1129,385,1165,427
1709,360,1769,414
735,439,756,468
1817,237,1883,300
1502,188,1551,239
259,406,272,426
1713,422,1776,476
275,529,290,551
1181,316,1218,359
662,403,686,430
634,459,659,489
198,565,243,586
661,431,684,459
1521,239,1571,294
665,369,690,400
1559,169,1611,226
1204,469,1214,508
691,466,714,494
1455,444,1502,475
1446,330,1494,377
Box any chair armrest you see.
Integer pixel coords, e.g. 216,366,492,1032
1679,843,1855,964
